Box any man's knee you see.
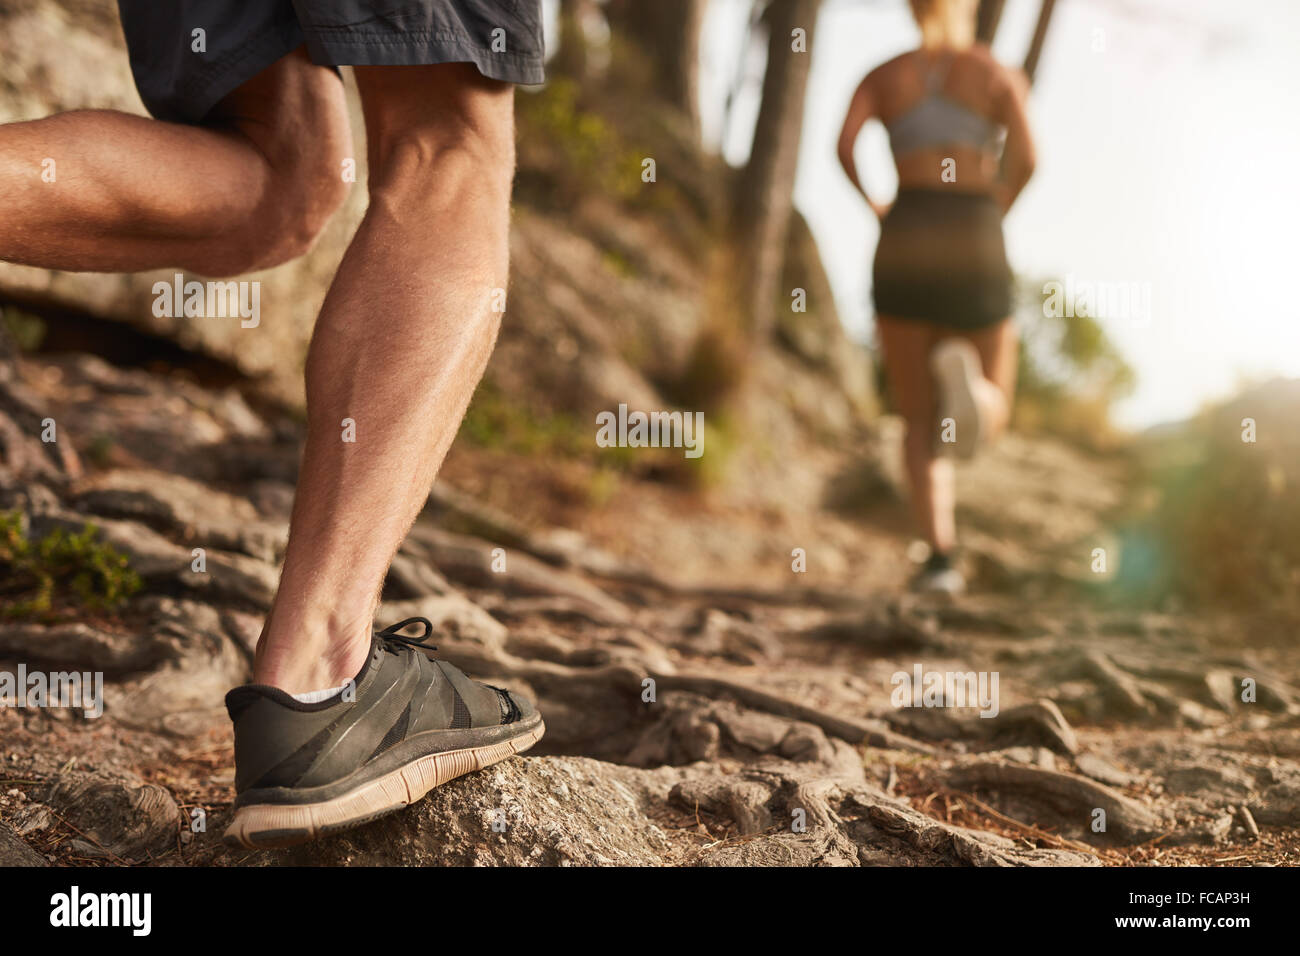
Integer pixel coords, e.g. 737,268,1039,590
361,66,516,210
367,127,515,219
195,143,349,277
262,151,352,264
205,58,353,275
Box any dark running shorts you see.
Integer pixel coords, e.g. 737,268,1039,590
116,0,545,124
872,188,1013,330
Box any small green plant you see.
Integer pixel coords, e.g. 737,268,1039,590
1,306,47,352
87,434,116,469
459,380,591,458
0,512,143,620
517,77,650,205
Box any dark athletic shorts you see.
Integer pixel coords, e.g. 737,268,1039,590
116,1,545,124
872,188,1013,330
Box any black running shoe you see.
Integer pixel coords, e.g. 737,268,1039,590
223,617,543,848
910,551,966,595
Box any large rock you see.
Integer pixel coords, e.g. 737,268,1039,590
0,621,164,672
106,598,249,736
273,756,682,867
74,469,286,563
404,525,630,625
30,510,279,608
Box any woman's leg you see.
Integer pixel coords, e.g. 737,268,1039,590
950,317,1018,443
877,315,956,554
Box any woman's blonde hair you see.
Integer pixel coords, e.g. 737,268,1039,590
908,0,978,48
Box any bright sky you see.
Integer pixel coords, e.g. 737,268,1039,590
696,0,1300,428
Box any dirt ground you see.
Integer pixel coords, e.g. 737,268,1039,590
2,352,1298,867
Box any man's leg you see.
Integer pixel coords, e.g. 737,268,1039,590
0,48,350,276
252,63,515,695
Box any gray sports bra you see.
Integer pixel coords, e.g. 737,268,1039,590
886,53,1003,158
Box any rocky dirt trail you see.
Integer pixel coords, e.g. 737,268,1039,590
2,351,1299,867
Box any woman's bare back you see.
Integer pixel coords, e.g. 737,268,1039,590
867,44,1021,193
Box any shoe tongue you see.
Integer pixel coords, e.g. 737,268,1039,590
359,633,388,675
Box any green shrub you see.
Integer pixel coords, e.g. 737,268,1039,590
516,77,647,205
0,512,142,620
458,380,590,458
1138,382,1300,612
1013,277,1136,451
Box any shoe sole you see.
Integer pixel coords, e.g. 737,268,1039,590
223,720,545,849
911,570,966,597
931,341,983,460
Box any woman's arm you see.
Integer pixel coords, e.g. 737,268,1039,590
994,66,1036,213
837,76,890,220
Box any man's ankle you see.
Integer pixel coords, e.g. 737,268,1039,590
252,619,374,695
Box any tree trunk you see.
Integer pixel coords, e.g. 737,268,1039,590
976,0,1006,45
1023,0,1059,84
551,0,594,81
605,0,705,138
733,0,821,340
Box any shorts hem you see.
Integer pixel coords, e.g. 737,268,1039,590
872,308,1012,331
304,34,544,84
